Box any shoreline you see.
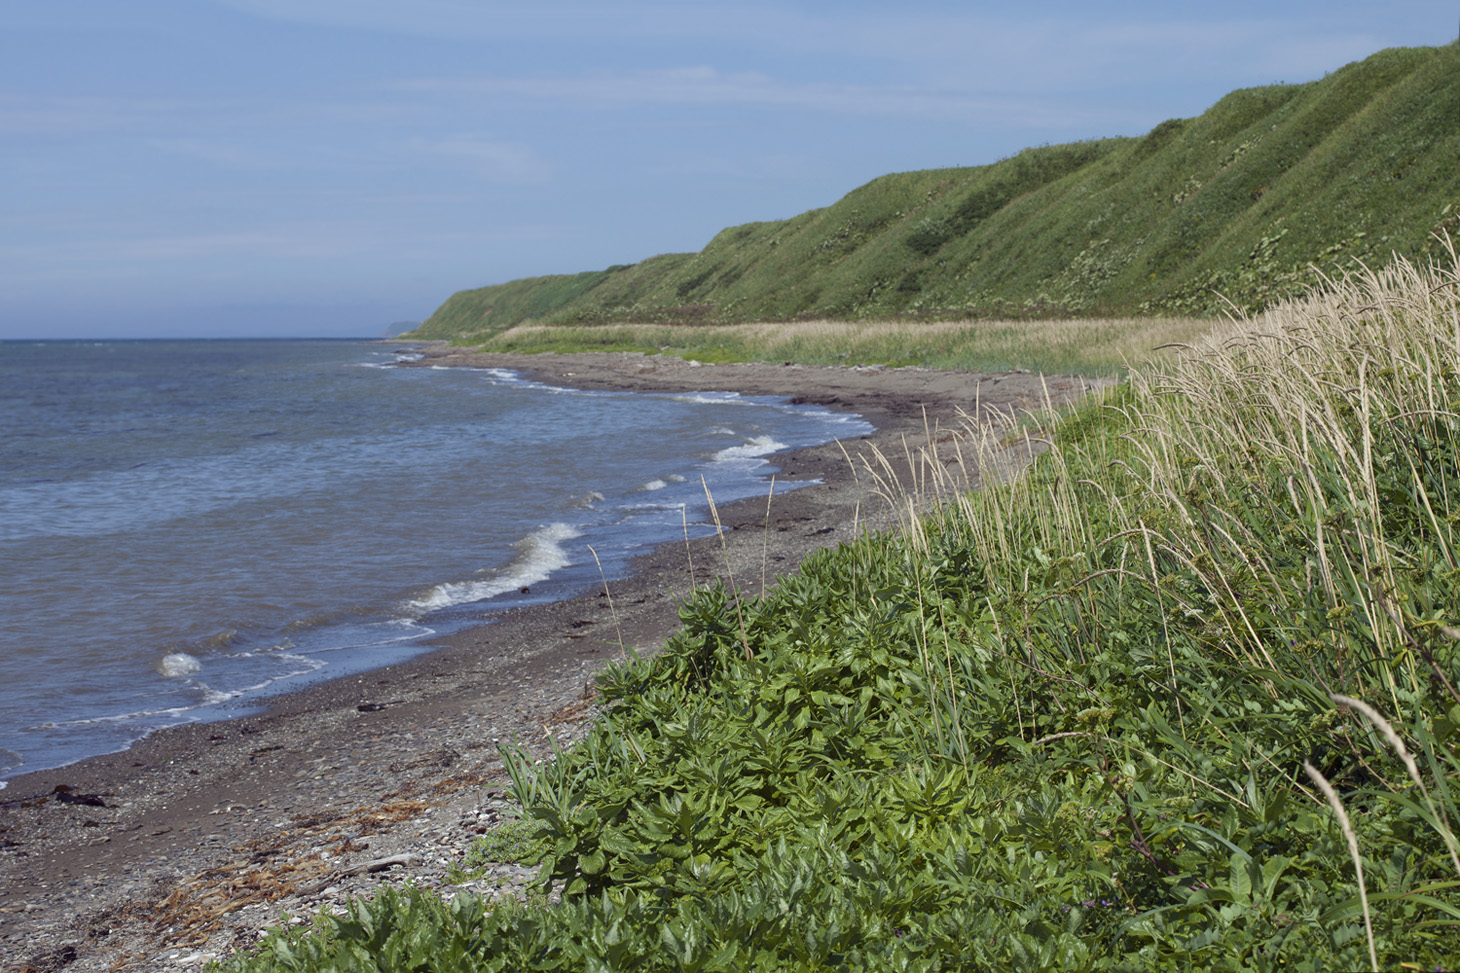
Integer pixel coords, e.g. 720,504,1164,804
0,351,1108,970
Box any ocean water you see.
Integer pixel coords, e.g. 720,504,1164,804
0,340,871,783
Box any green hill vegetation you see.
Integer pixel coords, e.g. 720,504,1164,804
410,43,1460,364
232,256,1460,970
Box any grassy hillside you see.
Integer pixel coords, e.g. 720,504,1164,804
233,255,1460,971
412,43,1460,347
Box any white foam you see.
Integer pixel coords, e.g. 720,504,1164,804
620,501,690,516
239,645,327,672
198,685,238,706
265,624,426,657
667,392,748,406
473,368,579,394
159,652,202,678
30,704,197,729
411,522,581,611
629,471,686,498
0,749,21,784
713,435,786,463
185,650,326,704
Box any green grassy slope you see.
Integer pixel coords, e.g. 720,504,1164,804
232,257,1460,973
413,43,1460,342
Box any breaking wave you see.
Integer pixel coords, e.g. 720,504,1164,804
158,652,202,678
410,522,582,611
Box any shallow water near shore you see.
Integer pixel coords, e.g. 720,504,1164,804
0,339,870,783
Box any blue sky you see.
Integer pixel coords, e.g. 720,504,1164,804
2,2,1453,338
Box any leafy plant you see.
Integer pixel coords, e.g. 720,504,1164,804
459,818,544,873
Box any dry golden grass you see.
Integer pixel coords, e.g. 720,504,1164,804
860,245,1460,840
482,315,1216,376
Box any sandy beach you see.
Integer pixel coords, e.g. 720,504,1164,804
0,350,1108,972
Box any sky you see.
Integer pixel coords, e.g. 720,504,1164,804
1,2,1454,339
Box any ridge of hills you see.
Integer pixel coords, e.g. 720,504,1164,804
411,43,1460,343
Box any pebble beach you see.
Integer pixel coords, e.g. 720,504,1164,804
0,350,1108,972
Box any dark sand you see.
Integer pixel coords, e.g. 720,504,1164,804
0,351,1108,971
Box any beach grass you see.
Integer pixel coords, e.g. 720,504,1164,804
223,253,1460,970
474,315,1214,377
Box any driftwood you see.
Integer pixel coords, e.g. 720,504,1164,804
296,853,421,896
341,853,420,877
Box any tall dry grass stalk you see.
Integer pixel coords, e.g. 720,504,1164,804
701,476,752,660
588,545,626,656
1304,760,1380,972
1331,692,1460,876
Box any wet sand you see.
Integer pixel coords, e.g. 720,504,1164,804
0,351,1109,971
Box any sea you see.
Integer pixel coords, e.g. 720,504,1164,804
0,339,871,785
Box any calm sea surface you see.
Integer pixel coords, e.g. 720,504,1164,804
0,340,870,783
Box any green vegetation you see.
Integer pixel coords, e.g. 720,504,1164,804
224,254,1460,969
461,819,543,874
410,43,1460,362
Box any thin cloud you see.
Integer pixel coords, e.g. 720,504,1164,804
395,68,1109,129
204,1,788,44
2,229,378,264
148,138,290,170
1066,21,1394,84
0,89,434,146
0,94,190,139
204,1,1428,92
1,222,566,273
412,136,549,184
